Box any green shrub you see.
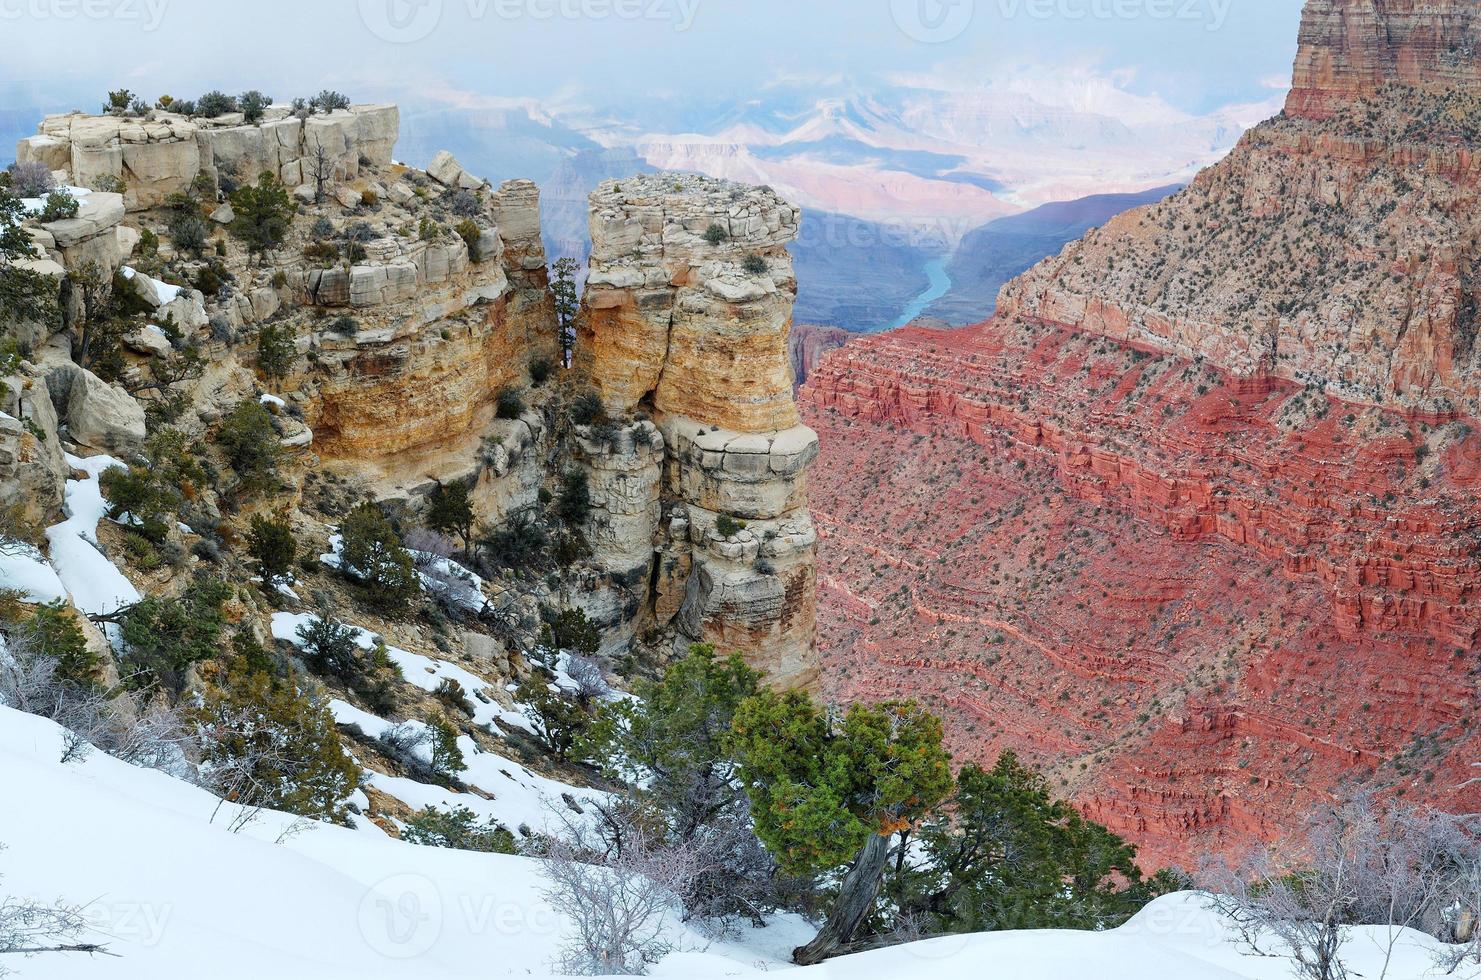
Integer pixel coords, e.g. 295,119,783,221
38,191,79,223
454,218,481,259
714,514,745,538
311,90,350,113
569,392,605,426
702,222,728,245
554,470,590,527
216,400,281,494
528,357,553,386
339,502,419,614
742,253,768,275
401,805,516,853
12,601,97,685
229,172,294,258
427,714,466,783
495,388,525,420
118,577,231,692
256,321,296,380
239,90,272,123
195,90,239,117
195,663,360,824
426,479,474,548
248,510,297,584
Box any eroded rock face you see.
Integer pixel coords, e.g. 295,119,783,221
575,173,819,687
801,0,1481,866
1285,0,1481,119
578,172,801,430
24,104,400,211
1001,0,1481,416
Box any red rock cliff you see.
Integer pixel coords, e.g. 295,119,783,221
802,0,1481,868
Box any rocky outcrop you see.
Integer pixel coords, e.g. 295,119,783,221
789,323,852,388
20,104,399,211
575,173,819,688
43,360,146,454
1285,0,1481,119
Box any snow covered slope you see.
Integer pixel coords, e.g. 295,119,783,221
1,705,1473,979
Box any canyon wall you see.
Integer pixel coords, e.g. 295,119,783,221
999,0,1481,417
802,0,1481,867
575,173,819,688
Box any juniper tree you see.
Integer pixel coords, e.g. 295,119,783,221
228,172,294,259
730,692,952,964
425,479,474,550
338,502,419,614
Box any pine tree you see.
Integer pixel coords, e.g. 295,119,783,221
116,577,231,692
216,400,281,495
255,322,297,380
228,172,294,259
427,714,466,784
585,643,759,837
551,255,579,365
0,185,59,328
426,479,474,549
194,663,360,824
13,601,97,685
897,751,1172,933
248,510,296,584
730,692,952,963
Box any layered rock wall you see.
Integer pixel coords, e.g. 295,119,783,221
575,174,819,687
1285,0,1481,119
19,104,399,211
1000,0,1481,416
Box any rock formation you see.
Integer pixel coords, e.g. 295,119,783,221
18,104,398,211
575,173,819,688
801,0,1481,867
11,106,817,683
788,323,852,388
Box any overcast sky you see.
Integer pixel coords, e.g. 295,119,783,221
0,0,1305,121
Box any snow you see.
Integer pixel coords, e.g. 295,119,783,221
272,611,528,735
1,702,1477,979
19,184,89,214
43,454,140,634
0,542,66,603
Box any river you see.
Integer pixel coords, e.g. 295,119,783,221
884,256,952,331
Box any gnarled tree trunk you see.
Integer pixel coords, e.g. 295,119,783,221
792,831,893,965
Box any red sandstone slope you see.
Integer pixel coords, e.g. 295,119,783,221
800,0,1481,869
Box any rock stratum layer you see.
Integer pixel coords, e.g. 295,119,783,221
802,0,1481,868
575,173,819,688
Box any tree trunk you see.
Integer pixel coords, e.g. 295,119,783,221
793,832,893,965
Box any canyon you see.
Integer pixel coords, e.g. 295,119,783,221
802,0,1481,868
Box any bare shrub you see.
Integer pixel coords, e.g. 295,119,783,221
563,653,609,703
0,635,193,773
1201,795,1481,980
539,797,706,975
404,527,457,561
4,161,53,199
0,847,101,976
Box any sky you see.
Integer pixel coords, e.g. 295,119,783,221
0,0,1307,125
